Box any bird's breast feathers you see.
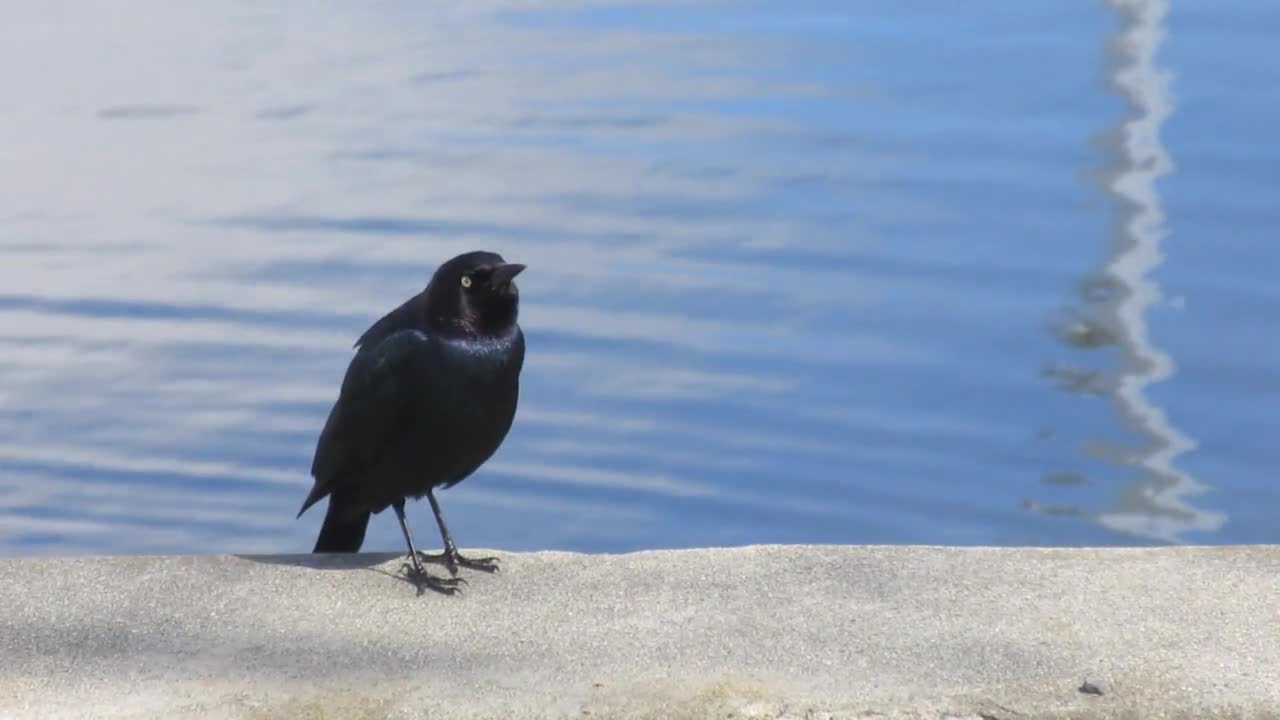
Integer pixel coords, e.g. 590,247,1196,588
437,328,524,371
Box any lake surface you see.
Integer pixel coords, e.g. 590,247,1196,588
2,0,1277,557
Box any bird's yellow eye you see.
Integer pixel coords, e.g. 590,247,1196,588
461,275,472,288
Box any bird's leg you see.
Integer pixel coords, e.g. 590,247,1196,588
392,499,465,596
414,488,500,576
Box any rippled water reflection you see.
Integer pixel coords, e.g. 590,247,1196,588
2,0,1277,556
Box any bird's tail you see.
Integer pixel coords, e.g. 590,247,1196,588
312,495,371,553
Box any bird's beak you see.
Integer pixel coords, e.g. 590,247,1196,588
490,262,526,287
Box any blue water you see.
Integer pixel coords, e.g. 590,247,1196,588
1,0,1277,556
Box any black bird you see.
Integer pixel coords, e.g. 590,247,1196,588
297,250,526,594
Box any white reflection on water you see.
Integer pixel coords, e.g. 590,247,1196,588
1093,0,1225,540
1036,0,1226,542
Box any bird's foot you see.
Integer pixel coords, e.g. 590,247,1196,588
399,558,467,597
415,549,501,577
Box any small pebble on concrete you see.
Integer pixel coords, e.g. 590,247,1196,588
1079,677,1107,696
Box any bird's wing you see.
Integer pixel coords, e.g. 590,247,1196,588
299,328,435,516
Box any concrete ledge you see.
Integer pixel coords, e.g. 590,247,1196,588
1,545,1277,719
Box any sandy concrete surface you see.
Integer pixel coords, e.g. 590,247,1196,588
0,544,1277,719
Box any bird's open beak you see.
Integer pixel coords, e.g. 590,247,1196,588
490,262,526,287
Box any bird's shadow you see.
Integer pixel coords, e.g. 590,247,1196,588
234,552,462,597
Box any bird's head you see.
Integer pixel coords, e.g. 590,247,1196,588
425,250,525,338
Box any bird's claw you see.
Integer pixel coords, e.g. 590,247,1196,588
455,554,501,575
415,550,501,577
399,560,467,597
